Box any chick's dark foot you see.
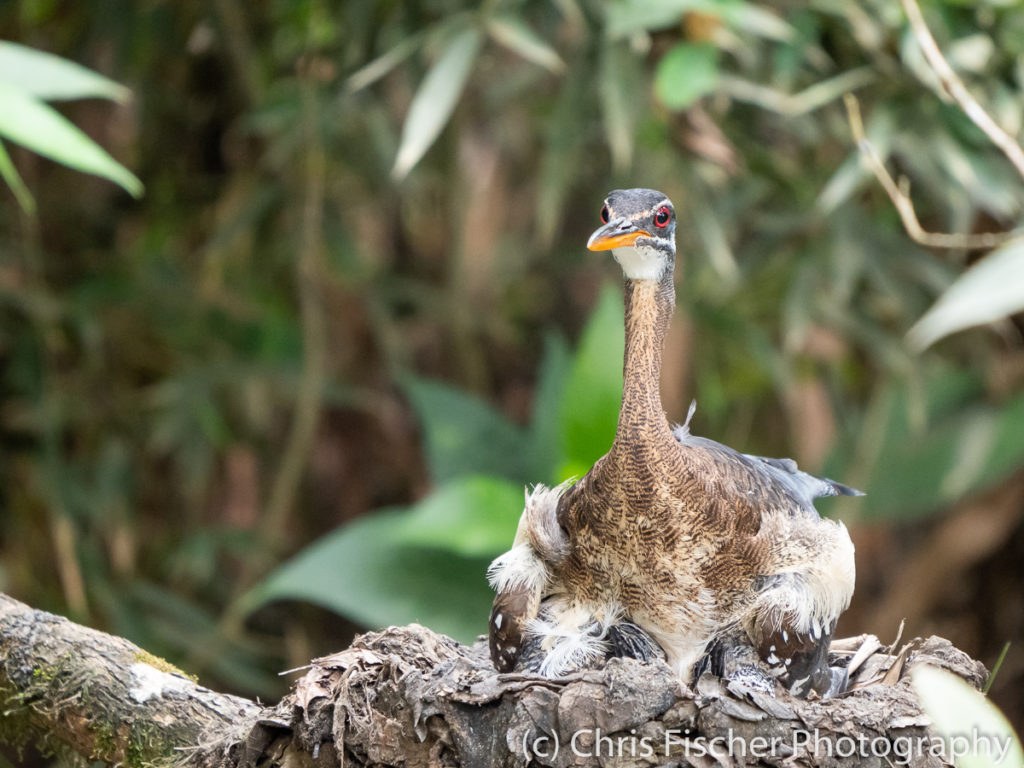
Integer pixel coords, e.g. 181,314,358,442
695,635,778,694
696,630,850,699
607,621,666,663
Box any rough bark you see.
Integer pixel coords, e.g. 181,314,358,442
0,593,988,768
0,593,259,766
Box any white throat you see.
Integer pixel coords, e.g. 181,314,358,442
613,243,668,281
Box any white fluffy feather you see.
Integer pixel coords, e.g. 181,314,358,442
519,481,572,562
488,481,574,595
487,544,548,594
527,600,623,677
751,518,855,637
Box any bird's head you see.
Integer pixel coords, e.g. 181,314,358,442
587,188,676,281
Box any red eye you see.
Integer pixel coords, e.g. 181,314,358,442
654,206,671,228
600,205,610,224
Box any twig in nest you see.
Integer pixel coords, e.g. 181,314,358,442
900,0,1024,180
843,94,1022,250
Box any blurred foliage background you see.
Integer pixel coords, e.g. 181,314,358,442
2,0,1024,748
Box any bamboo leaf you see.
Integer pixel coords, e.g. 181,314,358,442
0,41,130,102
487,16,565,73
345,33,424,93
0,79,142,197
606,0,794,42
392,28,483,180
908,237,1024,350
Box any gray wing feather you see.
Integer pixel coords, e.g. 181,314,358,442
672,400,863,514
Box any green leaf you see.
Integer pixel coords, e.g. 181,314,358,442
908,237,1024,350
401,375,531,484
485,16,565,73
0,138,35,213
654,42,719,111
392,28,482,179
345,33,424,93
836,371,1024,520
911,665,1023,768
558,283,624,479
242,510,492,643
0,41,130,102
395,475,523,556
605,0,793,42
728,4,795,42
0,80,142,197
487,16,564,73
528,332,571,482
605,0,696,35
717,67,876,116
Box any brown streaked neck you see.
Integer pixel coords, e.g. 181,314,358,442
610,268,677,456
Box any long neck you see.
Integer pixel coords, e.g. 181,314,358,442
611,270,676,453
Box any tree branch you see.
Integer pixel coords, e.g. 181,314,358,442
0,593,259,766
900,0,1024,180
843,0,1024,250
844,94,1022,250
0,592,990,768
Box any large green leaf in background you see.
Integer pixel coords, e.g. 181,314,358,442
246,475,523,642
243,508,493,643
528,333,571,484
401,375,532,484
559,283,625,480
394,475,525,556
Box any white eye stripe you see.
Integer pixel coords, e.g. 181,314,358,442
605,199,673,221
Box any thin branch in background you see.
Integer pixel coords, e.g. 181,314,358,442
842,0,1024,250
900,0,1024,181
261,78,329,562
223,72,329,619
843,94,1022,250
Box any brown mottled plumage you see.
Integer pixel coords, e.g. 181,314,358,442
488,189,858,695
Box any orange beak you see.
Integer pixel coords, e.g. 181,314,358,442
586,220,650,251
